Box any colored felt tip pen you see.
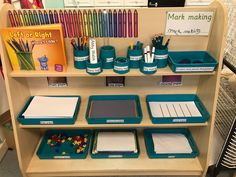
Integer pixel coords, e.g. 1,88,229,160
123,10,127,38
108,10,113,37
93,10,99,37
33,10,40,25
113,10,117,38
103,10,108,37
88,10,94,37
134,10,138,37
54,10,59,24
23,10,30,26
13,10,19,26
44,10,49,24
49,10,54,24
64,10,71,38
118,10,122,38
128,10,132,37
59,10,66,37
8,11,16,27
73,10,79,37
39,10,45,25
18,10,25,26
83,10,88,37
78,10,83,37
29,10,35,25
69,10,75,37
98,10,103,37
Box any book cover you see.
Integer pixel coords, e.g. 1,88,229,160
1,24,67,71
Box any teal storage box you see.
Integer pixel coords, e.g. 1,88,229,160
113,57,130,74
127,47,143,68
86,95,142,124
74,49,89,69
168,51,218,72
37,129,91,159
140,59,157,75
144,128,199,158
86,60,102,75
154,48,168,68
100,45,116,69
90,129,140,159
17,96,80,125
146,94,210,124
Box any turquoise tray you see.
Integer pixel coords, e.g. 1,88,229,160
168,51,218,73
146,94,210,124
17,96,80,125
144,128,199,158
86,95,142,124
37,129,91,159
90,129,140,159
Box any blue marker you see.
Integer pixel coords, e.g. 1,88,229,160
108,10,113,37
103,10,108,37
39,10,45,24
44,10,49,24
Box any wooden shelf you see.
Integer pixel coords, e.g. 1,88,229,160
19,97,208,129
26,134,203,177
10,65,215,78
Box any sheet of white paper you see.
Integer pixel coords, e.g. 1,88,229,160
23,96,78,119
96,132,137,152
167,104,177,117
160,104,170,117
186,102,202,117
149,102,163,117
179,103,191,117
173,103,184,117
152,133,192,154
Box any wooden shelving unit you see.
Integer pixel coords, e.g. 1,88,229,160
0,1,227,177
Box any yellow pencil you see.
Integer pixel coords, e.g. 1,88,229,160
83,10,88,37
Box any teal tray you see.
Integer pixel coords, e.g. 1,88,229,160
144,128,199,158
90,129,140,159
17,96,80,125
37,129,91,159
86,95,142,124
168,51,218,73
146,94,209,124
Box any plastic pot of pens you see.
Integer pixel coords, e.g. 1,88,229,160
86,59,102,75
154,47,168,68
140,46,157,75
127,43,143,68
74,48,89,69
100,45,116,69
113,57,129,74
16,52,36,70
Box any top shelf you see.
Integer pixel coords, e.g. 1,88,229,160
10,65,215,77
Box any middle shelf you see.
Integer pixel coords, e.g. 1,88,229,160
19,97,208,129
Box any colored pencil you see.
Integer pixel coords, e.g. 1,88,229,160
78,10,83,37
88,10,94,37
18,10,25,26
59,10,66,37
64,10,71,37
93,10,99,37
123,10,127,38
49,10,54,24
113,10,117,38
13,10,19,26
73,10,79,37
83,10,88,37
98,10,103,37
44,10,49,24
128,10,132,37
29,10,35,25
134,10,138,37
103,10,108,37
118,10,122,37
8,11,16,27
54,10,59,24
108,10,113,37
69,10,75,37
33,10,40,25
23,10,30,26
39,10,45,25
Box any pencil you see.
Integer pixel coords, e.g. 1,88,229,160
88,10,94,37
93,10,99,37
8,11,16,27
13,10,19,26
83,10,88,37
18,10,25,26
29,10,35,25
33,10,39,25
49,10,54,24
78,10,83,37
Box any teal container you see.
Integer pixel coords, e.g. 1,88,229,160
100,45,116,69
154,48,168,68
127,47,143,68
140,59,157,75
86,60,102,75
74,49,89,69
113,57,129,74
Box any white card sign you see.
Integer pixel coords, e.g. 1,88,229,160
165,11,214,36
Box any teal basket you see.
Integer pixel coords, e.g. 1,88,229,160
144,128,199,159
37,129,91,159
140,59,157,75
146,94,210,124
100,45,116,69
74,49,89,69
90,129,140,159
86,60,102,75
127,47,143,68
113,57,129,74
85,95,143,124
168,51,218,73
154,48,168,68
17,96,80,125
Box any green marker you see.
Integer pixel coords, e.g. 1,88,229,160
93,10,99,37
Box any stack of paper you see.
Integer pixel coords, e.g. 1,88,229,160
152,133,192,154
149,101,202,118
23,96,78,119
94,131,137,153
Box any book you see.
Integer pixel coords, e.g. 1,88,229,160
1,24,67,71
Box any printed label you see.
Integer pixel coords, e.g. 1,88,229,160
173,119,187,122
114,66,128,71
54,156,71,159
143,66,157,72
168,156,176,158
74,56,89,62
154,54,168,60
106,119,125,123
87,67,101,73
40,121,54,124
108,155,123,158
130,55,142,61
176,67,214,72
106,57,114,63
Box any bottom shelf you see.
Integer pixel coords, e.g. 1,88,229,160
26,133,203,177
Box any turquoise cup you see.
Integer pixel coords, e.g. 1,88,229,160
154,48,168,68
100,45,116,69
74,49,89,69
127,47,143,68
86,60,102,75
140,59,158,75
114,57,130,74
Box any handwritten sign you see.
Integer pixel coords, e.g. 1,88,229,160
165,11,214,35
